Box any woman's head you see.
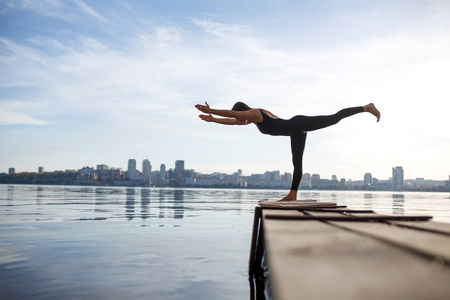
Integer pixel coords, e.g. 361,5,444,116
232,102,251,111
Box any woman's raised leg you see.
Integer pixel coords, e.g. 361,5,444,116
290,103,380,133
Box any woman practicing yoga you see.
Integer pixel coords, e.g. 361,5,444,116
195,101,380,201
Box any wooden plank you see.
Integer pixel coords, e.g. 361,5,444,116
258,199,317,205
259,202,339,209
264,214,432,222
392,221,450,236
329,221,450,263
304,208,374,213
262,209,304,218
345,212,391,217
305,211,345,217
263,219,450,300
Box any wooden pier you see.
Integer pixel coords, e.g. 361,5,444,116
249,200,450,300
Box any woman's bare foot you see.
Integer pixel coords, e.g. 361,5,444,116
277,190,298,201
364,103,381,122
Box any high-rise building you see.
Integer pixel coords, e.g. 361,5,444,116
373,178,379,188
38,167,44,173
160,164,166,182
273,171,281,181
300,173,311,188
127,159,137,179
97,164,108,171
142,159,152,179
175,160,185,172
364,173,372,186
8,168,15,174
392,166,404,190
284,172,292,182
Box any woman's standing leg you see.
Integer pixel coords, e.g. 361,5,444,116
279,132,307,201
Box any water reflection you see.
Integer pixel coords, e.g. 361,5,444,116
6,185,14,203
126,188,135,221
141,188,151,220
363,193,373,209
392,194,405,215
174,189,184,219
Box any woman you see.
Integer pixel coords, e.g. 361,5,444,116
195,101,380,201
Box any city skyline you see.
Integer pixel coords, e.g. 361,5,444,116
3,159,449,183
1,1,450,181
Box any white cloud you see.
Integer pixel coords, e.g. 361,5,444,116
0,109,48,125
73,0,107,23
1,0,107,23
193,19,248,37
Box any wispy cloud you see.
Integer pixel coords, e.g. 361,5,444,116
1,0,67,16
193,19,248,37
73,0,107,23
1,0,107,23
0,100,49,125
0,109,49,125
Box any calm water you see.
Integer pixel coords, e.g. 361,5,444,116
1,185,449,299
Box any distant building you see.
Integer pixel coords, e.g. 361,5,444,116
8,168,15,174
273,171,281,181
97,164,108,171
142,159,152,184
282,172,292,182
160,164,167,183
364,173,372,186
38,166,45,173
392,166,404,190
233,169,243,177
310,174,320,188
175,160,185,172
127,159,137,179
373,178,379,188
300,173,311,188
340,178,346,186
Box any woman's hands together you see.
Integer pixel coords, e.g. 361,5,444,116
196,101,213,122
195,101,211,113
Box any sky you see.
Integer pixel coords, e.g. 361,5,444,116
1,0,449,181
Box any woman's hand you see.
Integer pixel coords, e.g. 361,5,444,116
198,114,213,122
195,101,211,113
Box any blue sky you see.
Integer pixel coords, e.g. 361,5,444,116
1,0,449,181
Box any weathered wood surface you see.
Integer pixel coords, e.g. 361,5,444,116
329,221,450,263
259,200,340,210
393,221,450,235
264,213,432,222
250,203,450,300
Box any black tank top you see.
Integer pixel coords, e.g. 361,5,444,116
255,110,290,136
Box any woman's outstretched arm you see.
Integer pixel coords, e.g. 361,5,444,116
198,113,252,125
195,101,262,122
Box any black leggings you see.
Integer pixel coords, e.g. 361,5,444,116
290,107,364,191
